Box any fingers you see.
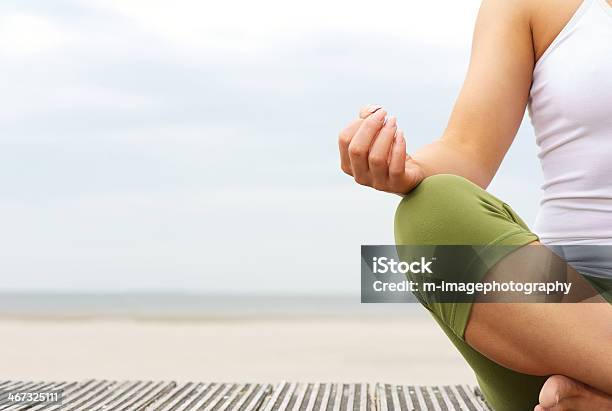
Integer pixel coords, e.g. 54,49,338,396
339,105,383,176
368,116,397,189
359,104,383,119
338,118,362,175
389,129,407,187
348,108,387,185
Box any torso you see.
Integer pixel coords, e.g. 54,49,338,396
527,0,612,247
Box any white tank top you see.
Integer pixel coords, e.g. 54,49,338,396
529,0,612,246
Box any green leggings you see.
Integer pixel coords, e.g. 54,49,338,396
394,174,612,411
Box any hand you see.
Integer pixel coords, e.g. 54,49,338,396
338,105,425,195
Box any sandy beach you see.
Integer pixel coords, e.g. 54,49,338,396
0,311,475,386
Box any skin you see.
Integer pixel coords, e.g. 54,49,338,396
337,0,612,409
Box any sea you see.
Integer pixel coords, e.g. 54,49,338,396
0,292,418,319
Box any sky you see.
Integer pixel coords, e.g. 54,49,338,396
0,0,543,294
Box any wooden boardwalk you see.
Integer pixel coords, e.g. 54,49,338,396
0,380,492,411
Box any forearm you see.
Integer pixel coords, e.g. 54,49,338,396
411,137,497,190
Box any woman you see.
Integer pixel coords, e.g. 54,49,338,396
337,0,612,410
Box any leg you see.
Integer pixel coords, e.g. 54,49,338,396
466,293,612,392
394,174,612,411
530,277,612,410
536,375,612,411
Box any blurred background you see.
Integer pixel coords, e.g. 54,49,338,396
0,0,542,384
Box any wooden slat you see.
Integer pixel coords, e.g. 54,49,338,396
427,386,448,411
376,385,492,411
276,383,298,411
115,381,175,410
0,380,490,411
457,386,486,411
204,383,235,411
13,382,73,411
452,386,478,411
87,381,146,411
150,381,197,411
0,382,25,394
58,380,117,411
26,380,101,411
0,382,52,409
243,384,272,411
217,383,249,411
417,387,436,411
289,383,309,411
173,383,217,411
303,383,321,411
65,380,127,411
18,381,84,411
398,385,414,411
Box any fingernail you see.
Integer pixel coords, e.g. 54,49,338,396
367,104,383,113
387,116,397,127
396,129,404,143
371,109,386,121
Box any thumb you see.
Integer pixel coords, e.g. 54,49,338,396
404,159,425,191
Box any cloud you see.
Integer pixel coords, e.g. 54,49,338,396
0,13,72,56
92,0,481,51
0,0,543,293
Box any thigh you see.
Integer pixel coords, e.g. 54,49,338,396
465,243,612,394
432,311,548,411
395,174,612,409
395,174,546,410
466,292,612,397
395,174,538,336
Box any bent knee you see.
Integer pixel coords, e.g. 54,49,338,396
394,174,484,245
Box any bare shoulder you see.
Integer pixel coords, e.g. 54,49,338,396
527,0,584,61
477,0,584,63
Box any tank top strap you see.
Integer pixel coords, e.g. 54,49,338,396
534,0,594,73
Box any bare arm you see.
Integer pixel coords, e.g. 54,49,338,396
339,0,535,192
413,0,535,188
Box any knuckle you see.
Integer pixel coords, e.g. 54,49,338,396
341,165,353,176
354,175,369,186
372,182,387,191
368,155,387,169
339,138,350,151
389,168,403,179
338,128,352,144
348,145,367,158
